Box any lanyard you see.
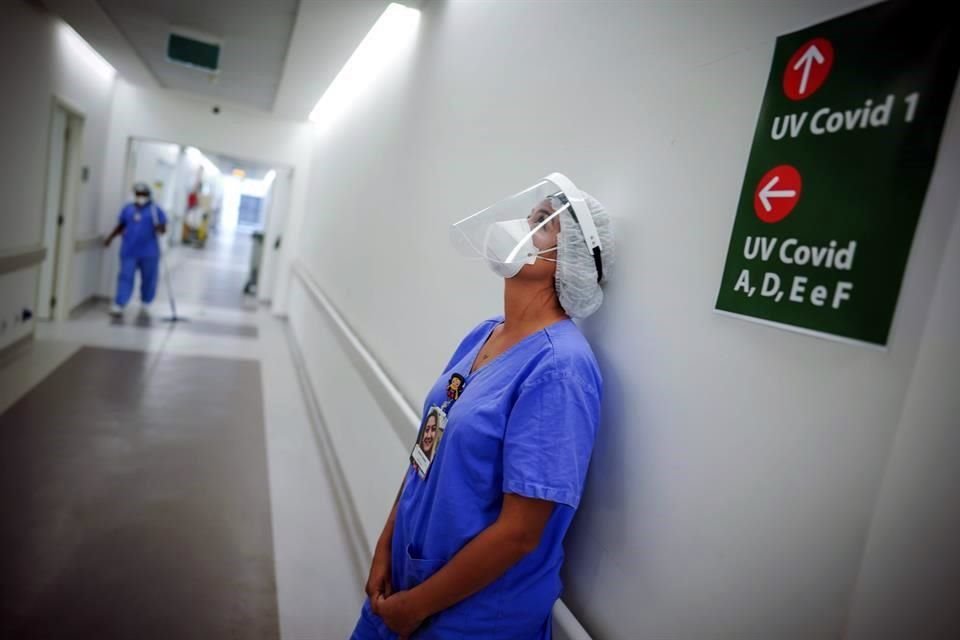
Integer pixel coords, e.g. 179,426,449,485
410,373,467,480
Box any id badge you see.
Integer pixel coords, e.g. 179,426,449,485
410,406,447,480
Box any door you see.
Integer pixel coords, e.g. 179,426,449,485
36,106,70,320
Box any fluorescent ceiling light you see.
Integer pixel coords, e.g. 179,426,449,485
59,21,116,80
308,3,420,126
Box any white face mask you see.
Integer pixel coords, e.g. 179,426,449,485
135,196,149,206
483,219,557,278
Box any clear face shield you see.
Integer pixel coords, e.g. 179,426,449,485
451,172,603,280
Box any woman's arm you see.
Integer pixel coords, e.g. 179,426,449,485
103,222,125,247
374,493,554,635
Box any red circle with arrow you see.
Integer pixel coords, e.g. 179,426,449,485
754,165,802,223
783,37,834,100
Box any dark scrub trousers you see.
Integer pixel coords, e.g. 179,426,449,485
114,202,167,307
350,316,602,639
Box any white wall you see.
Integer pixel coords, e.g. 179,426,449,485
258,168,293,303
0,270,41,349
0,2,117,342
127,139,180,212
288,279,410,554
284,1,960,638
68,248,103,311
844,201,960,640
98,79,313,300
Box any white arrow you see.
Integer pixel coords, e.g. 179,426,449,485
793,44,825,96
758,175,796,212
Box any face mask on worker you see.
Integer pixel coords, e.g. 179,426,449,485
481,219,558,278
135,196,149,207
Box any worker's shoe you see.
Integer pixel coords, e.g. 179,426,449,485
139,303,153,318
109,304,124,318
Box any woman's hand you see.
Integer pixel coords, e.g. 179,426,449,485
365,543,392,602
373,590,425,638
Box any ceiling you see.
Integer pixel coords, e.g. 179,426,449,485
41,0,398,119
95,0,299,112
207,151,274,181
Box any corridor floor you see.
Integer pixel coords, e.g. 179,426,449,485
0,230,363,639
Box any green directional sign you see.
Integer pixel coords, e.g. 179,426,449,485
715,1,960,346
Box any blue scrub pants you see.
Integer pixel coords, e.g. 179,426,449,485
350,600,394,639
115,256,159,307
349,599,553,639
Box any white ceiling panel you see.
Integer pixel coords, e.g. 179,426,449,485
96,0,300,112
43,0,413,122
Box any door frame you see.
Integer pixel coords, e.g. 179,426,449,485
36,96,85,322
48,97,86,322
36,102,69,320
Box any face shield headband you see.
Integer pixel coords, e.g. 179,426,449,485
544,172,604,283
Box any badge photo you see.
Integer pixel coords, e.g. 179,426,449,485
410,406,447,479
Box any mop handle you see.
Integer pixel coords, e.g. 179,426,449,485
151,205,178,320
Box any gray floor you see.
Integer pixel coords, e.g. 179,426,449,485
107,312,260,338
0,347,278,639
12,227,363,639
174,229,260,313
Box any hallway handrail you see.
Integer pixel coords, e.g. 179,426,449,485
74,235,103,252
0,246,46,275
291,260,593,640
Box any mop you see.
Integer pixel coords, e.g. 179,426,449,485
151,204,188,323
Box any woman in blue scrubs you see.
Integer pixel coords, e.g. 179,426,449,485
352,175,614,639
103,182,167,317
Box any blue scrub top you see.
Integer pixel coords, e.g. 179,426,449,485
373,316,602,639
118,202,166,258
